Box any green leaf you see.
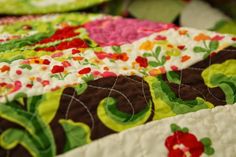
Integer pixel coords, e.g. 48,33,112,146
161,56,166,64
193,46,208,53
166,71,181,85
112,46,122,53
204,146,215,155
0,104,56,157
170,123,182,132
27,95,43,113
209,40,219,51
182,127,189,133
0,129,42,157
37,89,63,124
143,53,152,57
59,119,91,152
74,83,88,95
82,74,94,82
153,46,161,59
148,61,160,67
0,32,53,52
128,0,186,23
20,64,32,70
200,137,212,146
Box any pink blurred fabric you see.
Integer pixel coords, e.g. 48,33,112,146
84,17,176,46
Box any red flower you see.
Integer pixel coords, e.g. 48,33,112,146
112,53,129,61
26,84,33,88
95,51,109,60
135,56,148,68
155,35,167,41
232,37,236,41
11,81,22,93
51,65,64,74
177,45,185,50
78,67,91,74
171,65,178,71
16,70,22,75
72,49,81,54
165,124,215,157
37,26,80,44
62,61,71,68
42,80,50,87
36,38,88,52
43,59,51,65
166,131,204,157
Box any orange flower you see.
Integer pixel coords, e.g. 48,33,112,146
149,69,161,76
179,30,188,35
139,40,154,51
103,66,109,71
194,33,210,41
72,56,84,61
0,65,10,72
41,66,48,71
181,55,191,62
149,67,166,76
166,56,171,60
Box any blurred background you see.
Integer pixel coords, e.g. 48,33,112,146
0,0,236,34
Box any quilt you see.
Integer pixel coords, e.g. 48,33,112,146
0,13,236,157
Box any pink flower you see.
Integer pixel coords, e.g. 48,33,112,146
102,71,117,78
211,35,224,41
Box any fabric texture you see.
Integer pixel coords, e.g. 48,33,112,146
0,0,108,14
0,13,235,157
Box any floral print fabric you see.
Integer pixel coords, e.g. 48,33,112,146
0,13,235,157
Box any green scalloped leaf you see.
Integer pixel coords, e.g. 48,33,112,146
59,119,91,152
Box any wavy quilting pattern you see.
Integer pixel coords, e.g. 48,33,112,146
0,13,235,157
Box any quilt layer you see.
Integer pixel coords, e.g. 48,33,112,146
0,13,235,157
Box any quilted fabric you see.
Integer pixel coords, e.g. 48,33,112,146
59,104,236,157
0,13,235,157
0,0,108,14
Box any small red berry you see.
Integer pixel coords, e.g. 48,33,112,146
16,70,22,75
26,84,33,88
177,45,185,50
171,65,178,71
42,80,50,87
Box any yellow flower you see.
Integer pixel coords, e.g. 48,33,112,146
139,40,154,51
